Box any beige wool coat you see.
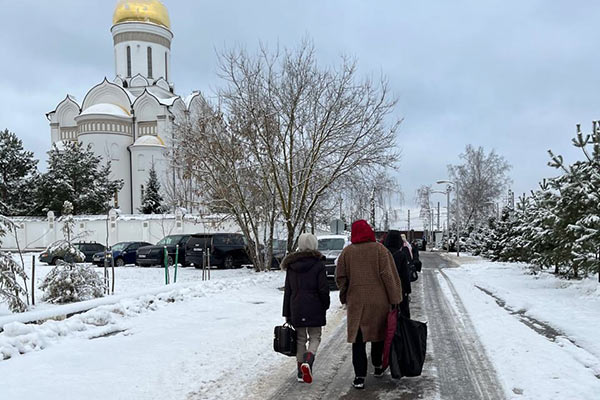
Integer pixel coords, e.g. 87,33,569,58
336,241,403,343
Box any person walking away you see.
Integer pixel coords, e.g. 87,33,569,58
384,230,412,318
282,233,330,384
336,220,402,389
400,233,413,263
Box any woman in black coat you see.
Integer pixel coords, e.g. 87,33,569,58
383,230,412,318
282,233,330,384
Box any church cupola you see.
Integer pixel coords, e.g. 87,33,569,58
111,0,173,94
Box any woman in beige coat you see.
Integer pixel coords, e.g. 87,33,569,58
336,219,402,389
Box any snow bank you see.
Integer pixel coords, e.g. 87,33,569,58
440,254,600,399
0,272,280,361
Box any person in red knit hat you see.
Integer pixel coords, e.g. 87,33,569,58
336,219,403,389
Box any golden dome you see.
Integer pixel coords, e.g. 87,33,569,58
113,0,171,29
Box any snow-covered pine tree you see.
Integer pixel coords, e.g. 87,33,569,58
139,163,165,214
39,201,101,303
40,263,105,304
35,141,123,215
525,181,561,273
0,217,28,312
546,122,600,278
0,129,38,216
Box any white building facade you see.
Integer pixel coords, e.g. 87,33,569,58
46,0,205,214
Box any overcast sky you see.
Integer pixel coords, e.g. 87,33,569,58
2,0,599,226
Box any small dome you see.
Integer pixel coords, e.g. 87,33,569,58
81,103,131,117
132,135,165,147
113,0,171,29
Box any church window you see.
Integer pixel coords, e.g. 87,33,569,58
140,185,145,200
114,190,119,209
165,52,168,81
147,47,153,78
127,46,132,77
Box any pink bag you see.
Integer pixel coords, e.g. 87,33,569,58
382,308,398,369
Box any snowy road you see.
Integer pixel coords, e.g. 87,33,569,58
261,252,504,399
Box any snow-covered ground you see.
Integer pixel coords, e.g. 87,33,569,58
440,254,600,400
1,253,252,317
1,255,343,399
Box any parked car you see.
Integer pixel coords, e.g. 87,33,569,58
413,238,425,251
39,241,105,265
317,235,350,290
136,235,191,267
269,239,287,269
186,233,251,269
92,241,152,267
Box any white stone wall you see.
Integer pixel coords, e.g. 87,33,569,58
1,215,242,251
79,132,134,213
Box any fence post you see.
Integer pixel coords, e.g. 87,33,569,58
174,245,179,283
31,255,35,306
163,246,169,285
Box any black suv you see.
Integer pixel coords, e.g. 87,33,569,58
136,235,191,267
39,241,106,265
186,233,250,269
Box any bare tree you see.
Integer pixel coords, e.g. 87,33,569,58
448,145,512,228
176,40,401,264
416,185,433,229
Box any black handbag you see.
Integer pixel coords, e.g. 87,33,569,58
409,263,419,282
273,323,297,356
390,315,427,379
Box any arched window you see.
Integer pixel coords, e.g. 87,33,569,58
126,46,132,77
165,52,168,81
140,185,145,200
147,47,153,78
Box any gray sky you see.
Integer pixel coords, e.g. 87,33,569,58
2,0,599,223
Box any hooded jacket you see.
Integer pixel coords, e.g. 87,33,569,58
383,230,411,295
282,250,330,327
336,220,402,342
351,219,377,244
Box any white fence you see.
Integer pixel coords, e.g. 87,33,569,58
2,211,333,251
2,211,242,250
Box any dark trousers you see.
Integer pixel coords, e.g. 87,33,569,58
400,294,411,319
352,328,384,377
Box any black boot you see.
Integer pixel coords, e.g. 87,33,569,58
301,352,315,383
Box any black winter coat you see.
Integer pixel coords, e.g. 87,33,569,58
383,231,411,296
282,250,330,327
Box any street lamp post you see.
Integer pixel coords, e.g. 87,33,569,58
431,189,450,252
437,180,460,257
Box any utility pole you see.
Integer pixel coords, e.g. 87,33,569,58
370,188,376,229
437,201,440,231
446,187,451,253
456,182,460,257
407,209,411,232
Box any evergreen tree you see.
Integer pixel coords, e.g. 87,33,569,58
0,217,28,313
139,163,165,214
35,141,123,215
0,129,38,216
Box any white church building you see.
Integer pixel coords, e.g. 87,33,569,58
46,0,205,214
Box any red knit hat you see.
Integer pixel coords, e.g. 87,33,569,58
351,219,376,244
